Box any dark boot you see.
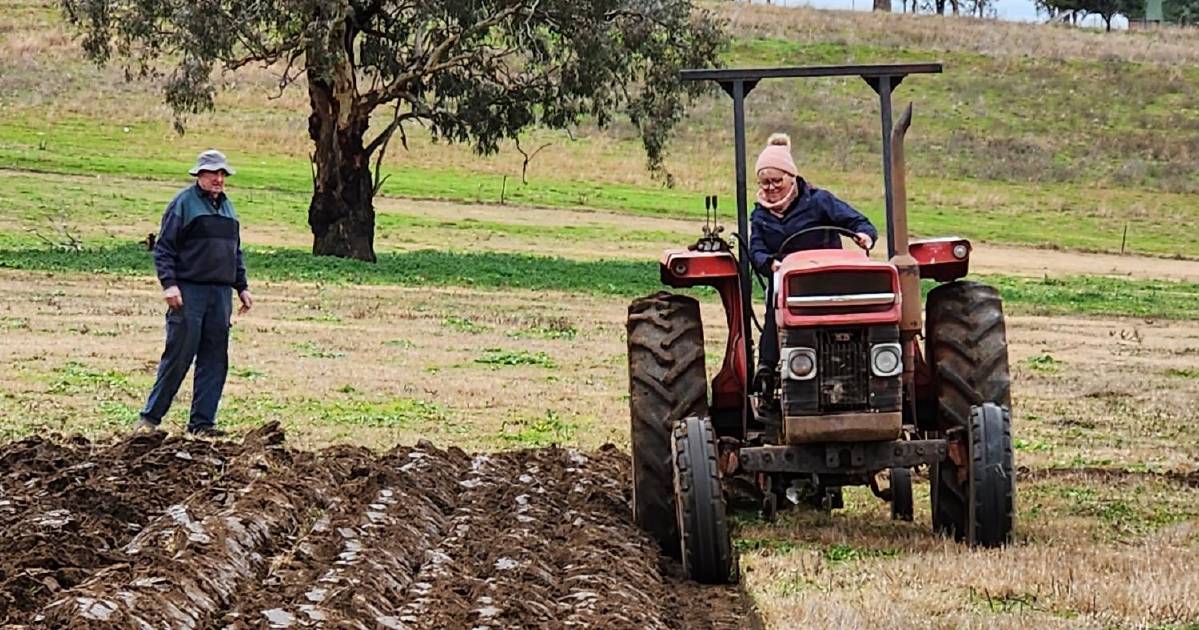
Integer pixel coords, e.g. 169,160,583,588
188,426,227,438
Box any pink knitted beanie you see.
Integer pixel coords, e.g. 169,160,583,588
754,133,797,176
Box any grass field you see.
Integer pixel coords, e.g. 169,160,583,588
2,0,1198,627
1,270,1197,627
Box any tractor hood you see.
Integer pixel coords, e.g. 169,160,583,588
775,249,901,327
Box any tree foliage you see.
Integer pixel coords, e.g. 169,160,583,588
1038,0,1145,28
1164,0,1199,23
61,0,726,261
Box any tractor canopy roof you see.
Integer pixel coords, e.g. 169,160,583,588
679,63,942,260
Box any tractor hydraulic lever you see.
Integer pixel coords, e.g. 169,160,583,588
692,195,732,253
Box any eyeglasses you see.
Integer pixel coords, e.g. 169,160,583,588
757,177,786,190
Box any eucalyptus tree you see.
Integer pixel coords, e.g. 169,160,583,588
62,0,725,261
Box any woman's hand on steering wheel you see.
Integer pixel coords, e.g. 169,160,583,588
853,232,874,251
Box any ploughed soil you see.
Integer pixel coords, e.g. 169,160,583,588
0,423,755,628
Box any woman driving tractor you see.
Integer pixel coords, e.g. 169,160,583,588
749,133,879,398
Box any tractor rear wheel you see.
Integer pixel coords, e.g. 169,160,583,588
926,280,1014,546
627,292,709,554
673,415,737,584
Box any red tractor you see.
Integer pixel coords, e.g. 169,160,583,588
627,64,1014,584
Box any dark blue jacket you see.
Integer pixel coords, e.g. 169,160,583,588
154,184,248,291
748,179,878,275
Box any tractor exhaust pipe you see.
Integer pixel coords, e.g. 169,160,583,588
889,102,921,336
890,103,913,256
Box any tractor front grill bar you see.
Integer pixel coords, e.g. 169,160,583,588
786,292,896,308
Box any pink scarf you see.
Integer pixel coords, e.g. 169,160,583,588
757,180,799,217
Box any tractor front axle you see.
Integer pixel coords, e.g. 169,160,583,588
738,439,947,475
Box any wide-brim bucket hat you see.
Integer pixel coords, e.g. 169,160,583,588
188,149,236,176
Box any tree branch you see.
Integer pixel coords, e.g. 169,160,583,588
514,137,552,184
360,4,527,110
267,49,305,100
365,106,418,156
225,33,302,72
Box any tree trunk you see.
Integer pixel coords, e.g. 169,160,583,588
306,44,377,262
874,0,891,11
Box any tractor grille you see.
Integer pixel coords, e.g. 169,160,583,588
818,328,870,412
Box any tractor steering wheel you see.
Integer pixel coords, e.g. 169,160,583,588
774,225,870,262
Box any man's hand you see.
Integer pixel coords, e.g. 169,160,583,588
854,232,875,251
771,260,782,272
163,286,183,310
238,289,253,315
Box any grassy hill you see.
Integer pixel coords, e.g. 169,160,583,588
1,0,1198,258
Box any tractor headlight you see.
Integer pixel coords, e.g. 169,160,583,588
952,243,969,259
783,347,817,381
870,343,902,377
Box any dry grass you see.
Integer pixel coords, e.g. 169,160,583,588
729,310,1199,627
6,272,1198,456
0,270,644,450
0,1,73,56
12,0,1197,66
1009,314,1199,470
714,1,1199,65
742,523,1198,628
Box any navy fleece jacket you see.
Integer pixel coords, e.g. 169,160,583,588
153,184,248,291
748,179,878,275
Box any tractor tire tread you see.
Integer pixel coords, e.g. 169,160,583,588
968,404,1015,547
627,292,708,554
673,416,736,584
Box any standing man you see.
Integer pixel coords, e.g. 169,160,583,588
134,149,252,436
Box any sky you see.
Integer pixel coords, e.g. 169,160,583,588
749,0,1129,29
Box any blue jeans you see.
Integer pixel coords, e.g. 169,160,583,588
140,282,232,431
759,279,779,372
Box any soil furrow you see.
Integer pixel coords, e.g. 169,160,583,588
223,442,470,628
0,427,756,628
0,432,234,623
38,424,333,628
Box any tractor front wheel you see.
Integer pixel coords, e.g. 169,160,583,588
627,292,709,554
966,403,1015,546
932,404,1014,546
673,415,737,584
